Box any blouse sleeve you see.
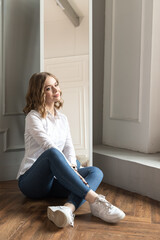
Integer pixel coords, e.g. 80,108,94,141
26,112,59,151
62,117,77,166
26,112,71,165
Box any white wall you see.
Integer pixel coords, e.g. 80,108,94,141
148,0,160,152
44,0,90,159
44,0,89,58
0,0,41,180
93,0,160,201
102,0,160,153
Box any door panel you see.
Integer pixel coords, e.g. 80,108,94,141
44,55,89,159
0,0,41,180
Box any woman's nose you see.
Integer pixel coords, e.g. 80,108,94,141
52,87,57,93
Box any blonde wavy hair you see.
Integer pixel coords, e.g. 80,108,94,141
23,72,63,118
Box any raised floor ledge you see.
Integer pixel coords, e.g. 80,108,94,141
93,145,160,201
93,145,160,169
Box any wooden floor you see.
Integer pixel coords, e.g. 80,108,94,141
0,181,160,240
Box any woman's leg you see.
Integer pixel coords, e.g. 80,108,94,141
65,166,103,209
18,148,125,227
18,148,101,203
48,165,103,210
46,159,81,199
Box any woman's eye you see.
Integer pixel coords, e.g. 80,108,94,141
46,87,51,91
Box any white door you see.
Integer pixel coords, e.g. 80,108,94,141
44,55,89,160
44,0,91,164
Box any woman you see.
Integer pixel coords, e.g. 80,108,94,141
17,72,125,228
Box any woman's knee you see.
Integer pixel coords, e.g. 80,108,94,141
47,147,68,167
47,147,60,156
47,147,63,161
92,166,104,181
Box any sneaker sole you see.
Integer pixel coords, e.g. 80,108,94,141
109,212,126,223
101,212,126,223
93,211,125,224
47,207,68,228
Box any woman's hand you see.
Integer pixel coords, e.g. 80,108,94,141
71,165,89,187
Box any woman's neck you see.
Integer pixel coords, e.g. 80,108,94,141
46,105,55,116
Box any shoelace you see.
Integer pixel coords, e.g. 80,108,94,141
69,212,75,227
96,195,113,211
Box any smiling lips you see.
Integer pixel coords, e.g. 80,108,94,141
53,92,60,98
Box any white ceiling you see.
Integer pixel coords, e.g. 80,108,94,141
68,0,89,17
44,0,89,22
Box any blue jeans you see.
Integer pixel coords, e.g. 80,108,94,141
18,148,103,209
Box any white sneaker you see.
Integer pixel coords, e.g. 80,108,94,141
90,195,125,223
47,206,75,228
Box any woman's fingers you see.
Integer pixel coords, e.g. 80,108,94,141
72,166,89,187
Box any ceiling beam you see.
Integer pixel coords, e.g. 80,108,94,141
56,0,80,27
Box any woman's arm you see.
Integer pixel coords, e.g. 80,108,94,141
28,111,88,185
26,112,73,166
26,112,59,151
62,117,77,166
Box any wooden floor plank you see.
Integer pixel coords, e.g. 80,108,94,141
1,181,160,240
134,195,151,220
151,200,160,224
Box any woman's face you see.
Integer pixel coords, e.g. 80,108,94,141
44,76,61,105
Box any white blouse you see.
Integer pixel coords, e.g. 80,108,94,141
17,110,77,178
